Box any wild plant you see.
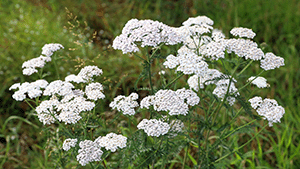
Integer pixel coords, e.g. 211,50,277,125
9,16,285,168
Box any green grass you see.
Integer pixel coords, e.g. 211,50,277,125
1,0,300,168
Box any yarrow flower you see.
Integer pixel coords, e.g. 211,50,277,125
140,88,199,116
112,19,183,54
248,76,270,88
109,93,139,115
35,96,60,125
212,78,240,106
230,27,256,39
94,133,127,152
77,140,103,166
21,43,63,76
9,79,48,101
260,52,285,70
249,96,285,126
43,80,74,96
187,69,223,91
41,43,64,57
137,119,170,137
85,82,105,101
163,46,209,76
57,96,95,124
78,65,103,82
63,138,78,151
226,38,264,60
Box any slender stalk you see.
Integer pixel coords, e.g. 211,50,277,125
164,72,184,89
237,60,253,77
212,123,267,164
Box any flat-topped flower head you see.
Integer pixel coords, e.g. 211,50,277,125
57,96,95,124
9,79,49,101
78,65,103,82
85,82,105,101
248,76,270,88
188,69,223,91
63,138,78,151
249,96,285,126
137,119,170,137
109,93,139,115
182,16,214,27
113,19,183,54
226,38,264,60
140,88,199,116
35,97,60,125
94,133,127,152
213,78,240,106
43,80,74,96
77,140,103,166
22,56,51,76
230,27,256,39
260,52,285,70
164,46,209,76
41,43,64,57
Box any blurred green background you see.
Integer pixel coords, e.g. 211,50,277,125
1,0,299,168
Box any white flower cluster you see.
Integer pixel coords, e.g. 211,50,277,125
249,96,285,126
137,119,170,137
43,80,74,96
112,19,183,54
15,65,104,125
109,93,139,115
63,138,78,151
230,27,256,39
9,79,48,101
248,76,270,88
140,88,199,116
41,43,64,57
168,119,184,137
66,65,103,83
188,69,223,91
85,82,105,100
35,96,60,125
57,96,95,124
164,46,209,76
260,52,285,71
22,43,63,75
212,78,240,106
94,133,127,152
77,140,103,166
226,39,264,60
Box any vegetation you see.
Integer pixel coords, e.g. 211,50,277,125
1,0,299,168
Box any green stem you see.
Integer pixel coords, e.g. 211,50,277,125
213,123,267,164
164,72,184,89
237,70,265,93
236,60,253,77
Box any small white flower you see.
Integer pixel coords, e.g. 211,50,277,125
85,82,105,101
112,19,183,54
109,93,139,115
63,138,77,151
249,96,285,126
77,140,103,166
226,39,264,60
260,52,284,70
41,43,64,57
248,76,270,88
140,88,199,116
78,65,103,82
230,27,256,39
43,80,74,96
95,133,127,152
137,119,170,137
9,80,48,101
213,78,239,106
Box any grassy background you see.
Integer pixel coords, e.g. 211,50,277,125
0,0,299,168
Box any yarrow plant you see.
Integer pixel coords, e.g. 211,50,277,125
10,15,285,168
